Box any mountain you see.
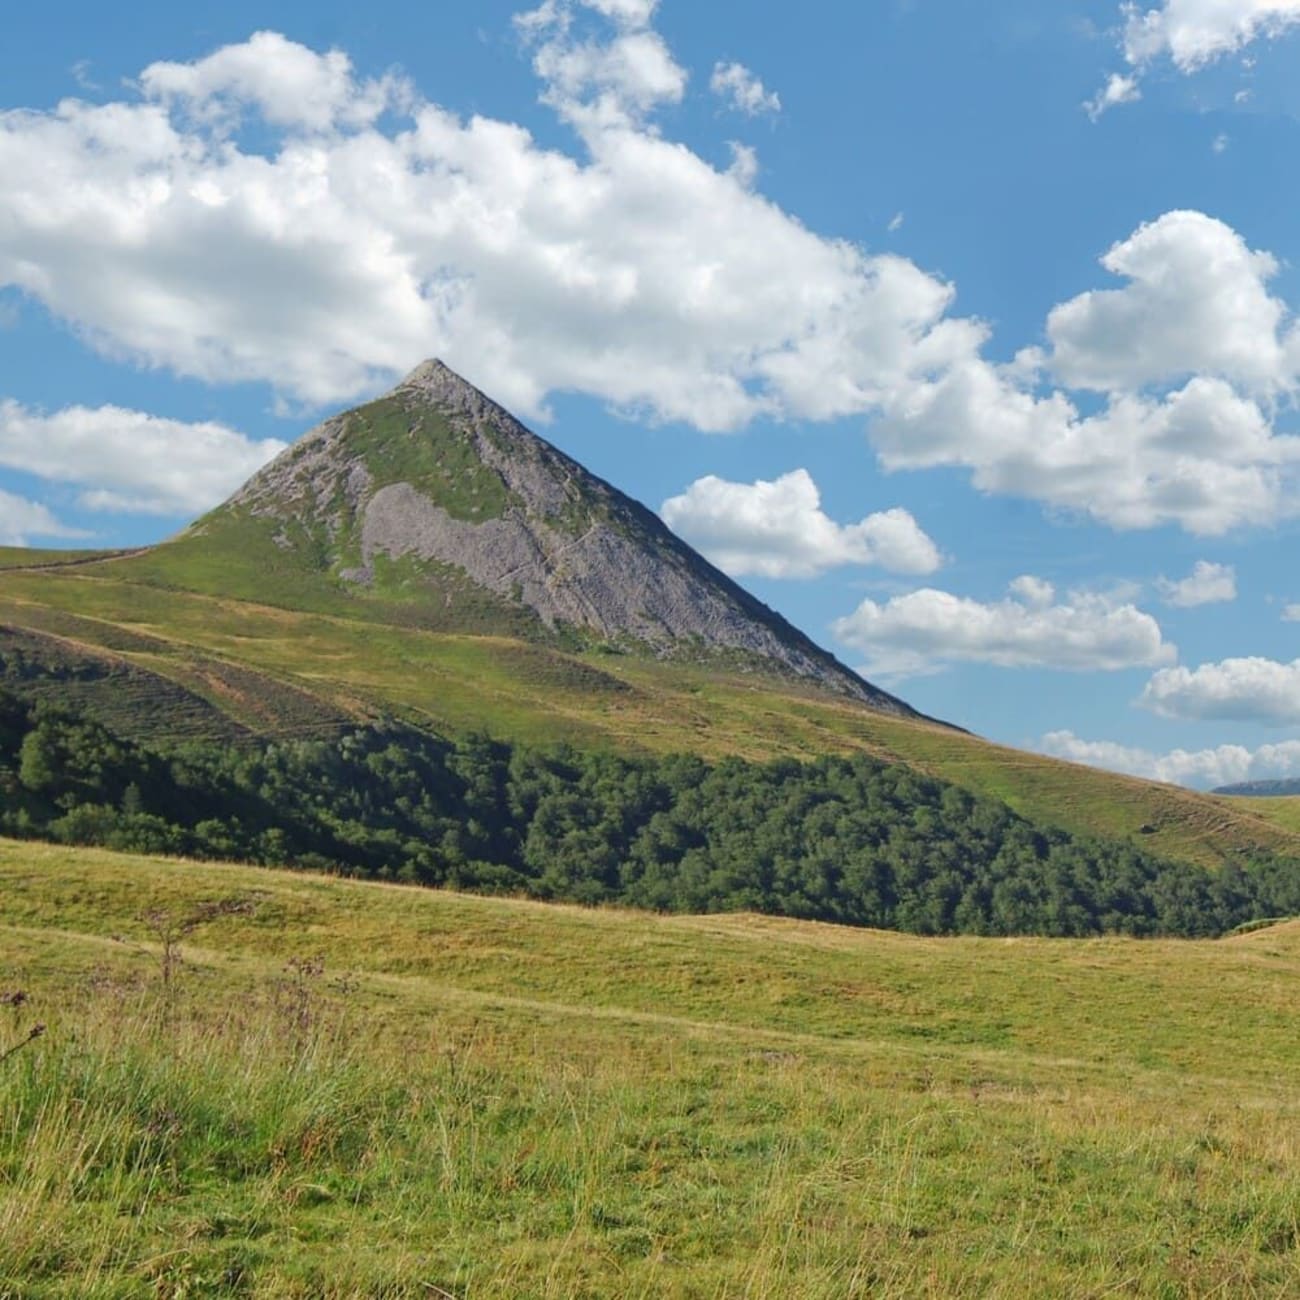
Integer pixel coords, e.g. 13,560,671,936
2,361,1300,872
145,359,916,716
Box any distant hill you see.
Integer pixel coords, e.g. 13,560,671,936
1214,779,1300,798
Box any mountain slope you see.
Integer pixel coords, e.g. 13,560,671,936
1,363,1298,870
127,360,915,715
0,559,1296,869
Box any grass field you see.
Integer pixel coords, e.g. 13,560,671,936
4,837,1300,1297
1228,794,1300,837
1,555,1297,873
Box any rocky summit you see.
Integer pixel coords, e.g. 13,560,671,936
195,359,916,715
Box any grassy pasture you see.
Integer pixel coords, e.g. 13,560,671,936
1231,795,1300,837
3,838,1300,1297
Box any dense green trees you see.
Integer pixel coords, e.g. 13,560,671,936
1,686,1297,937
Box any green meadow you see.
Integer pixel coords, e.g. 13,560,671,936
4,837,1300,1298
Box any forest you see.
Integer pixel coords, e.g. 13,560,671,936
2,687,1296,938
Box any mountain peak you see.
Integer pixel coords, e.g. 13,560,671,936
395,358,481,402
389,358,525,437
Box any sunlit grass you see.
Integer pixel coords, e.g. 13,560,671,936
1230,794,1300,837
4,838,1300,1296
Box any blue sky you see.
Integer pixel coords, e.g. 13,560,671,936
5,0,1300,788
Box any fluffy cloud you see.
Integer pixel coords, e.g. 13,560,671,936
871,213,1300,536
873,365,1300,536
520,0,687,129
1039,729,1300,790
1045,212,1298,396
1156,560,1237,607
1140,656,1300,723
138,30,413,131
2,26,1299,539
518,0,661,31
0,490,81,545
1122,0,1300,71
1008,574,1056,607
659,469,940,579
0,25,973,431
1084,72,1141,121
725,141,760,188
710,62,781,116
0,401,285,515
832,578,1175,678
1282,603,1300,622
1091,1,1300,117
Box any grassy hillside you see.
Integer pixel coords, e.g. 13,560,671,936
4,838,1300,1297
1225,794,1300,836
0,555,1295,871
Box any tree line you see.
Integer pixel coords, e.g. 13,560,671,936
2,687,1297,937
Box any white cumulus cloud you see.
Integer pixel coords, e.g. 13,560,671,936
138,29,413,132
518,0,687,130
1084,72,1141,120
660,469,941,579
1008,575,1057,607
873,365,1300,537
0,25,974,431
0,401,285,516
1123,0,1300,72
1045,212,1298,396
832,578,1175,679
726,141,759,188
2,28,1299,541
0,490,82,546
710,61,781,116
1140,656,1300,723
1039,729,1300,790
1091,1,1300,119
871,212,1300,536
1156,560,1237,607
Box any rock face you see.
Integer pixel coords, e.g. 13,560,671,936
222,359,918,715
